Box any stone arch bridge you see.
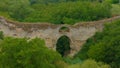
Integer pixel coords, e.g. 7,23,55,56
0,16,120,56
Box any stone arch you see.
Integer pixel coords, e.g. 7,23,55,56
56,35,71,57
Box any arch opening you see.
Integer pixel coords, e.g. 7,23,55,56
56,35,71,57
59,26,70,33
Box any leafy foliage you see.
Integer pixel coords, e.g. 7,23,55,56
76,20,120,68
0,31,4,40
111,0,119,3
63,57,82,64
0,37,63,68
0,0,112,24
88,20,120,68
75,37,96,60
111,4,120,16
24,1,112,24
68,59,110,68
80,59,110,68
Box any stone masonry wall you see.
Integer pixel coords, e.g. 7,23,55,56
0,16,120,56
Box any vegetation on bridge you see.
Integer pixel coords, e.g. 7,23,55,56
0,0,120,68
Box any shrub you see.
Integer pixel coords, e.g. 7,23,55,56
0,0,112,24
0,37,63,68
105,0,120,4
0,31,4,40
76,20,120,68
25,1,112,24
68,59,110,68
80,59,110,68
63,57,82,64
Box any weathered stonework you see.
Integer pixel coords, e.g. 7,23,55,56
0,16,120,56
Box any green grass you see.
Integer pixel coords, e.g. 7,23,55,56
111,4,120,16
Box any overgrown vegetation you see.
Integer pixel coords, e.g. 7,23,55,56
75,20,120,68
111,4,120,16
0,0,120,68
59,26,70,32
68,59,110,68
0,0,112,24
0,31,4,40
0,36,111,68
105,0,120,4
0,37,66,68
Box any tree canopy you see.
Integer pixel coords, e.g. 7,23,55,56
0,0,112,24
75,20,120,68
0,37,64,68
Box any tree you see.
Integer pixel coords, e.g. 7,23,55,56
8,0,33,21
67,59,110,68
87,20,120,68
0,37,63,68
80,59,110,68
75,20,120,68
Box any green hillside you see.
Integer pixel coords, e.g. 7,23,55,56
0,0,120,68
75,20,120,68
0,0,115,24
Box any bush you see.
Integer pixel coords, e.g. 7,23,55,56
105,0,120,4
87,20,120,68
75,32,104,60
80,59,110,68
111,0,119,3
0,37,63,68
68,59,110,68
25,1,111,24
76,20,120,68
63,57,82,64
0,31,4,40
0,1,112,24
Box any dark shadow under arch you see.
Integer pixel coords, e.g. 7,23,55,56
56,35,71,57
